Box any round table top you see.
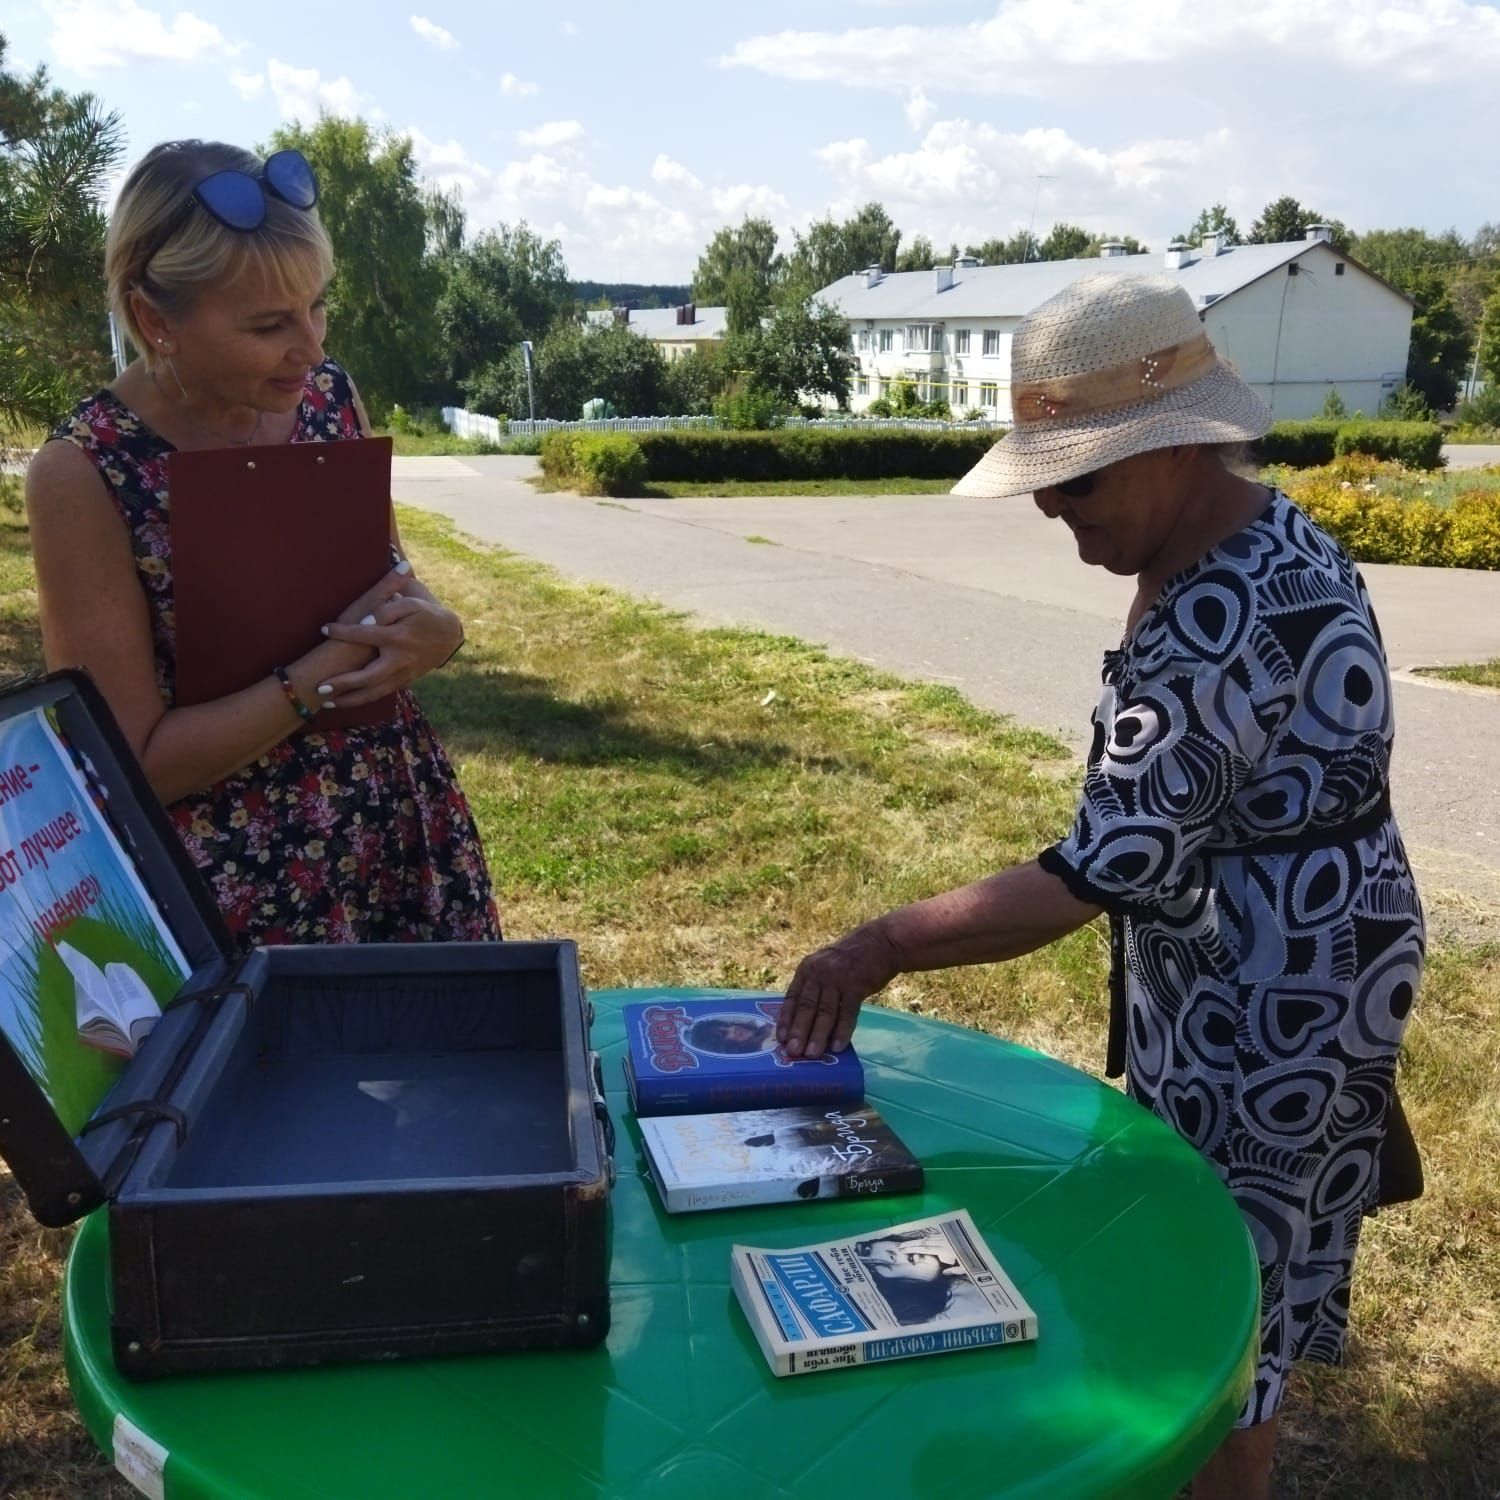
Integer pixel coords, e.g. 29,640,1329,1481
64,989,1258,1500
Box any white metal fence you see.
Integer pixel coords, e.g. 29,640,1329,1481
441,407,1005,441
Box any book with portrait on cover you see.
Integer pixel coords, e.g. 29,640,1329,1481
622,996,864,1117
731,1209,1038,1377
639,1102,923,1213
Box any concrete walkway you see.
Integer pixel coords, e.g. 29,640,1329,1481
394,456,1500,923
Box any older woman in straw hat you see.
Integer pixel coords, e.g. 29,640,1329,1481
27,140,499,947
777,274,1423,1497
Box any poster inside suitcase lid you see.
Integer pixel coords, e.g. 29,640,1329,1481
0,673,614,1382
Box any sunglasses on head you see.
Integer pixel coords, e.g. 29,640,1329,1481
142,149,319,269
1055,471,1097,498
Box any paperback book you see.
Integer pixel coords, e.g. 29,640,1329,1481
731,1209,1038,1377
622,996,864,1117
639,1103,923,1213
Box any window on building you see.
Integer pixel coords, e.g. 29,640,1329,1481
907,324,931,352
1335,263,1345,276
879,379,891,397
918,380,930,401
982,330,1001,357
878,328,894,352
953,329,970,355
951,381,968,407
858,329,871,350
979,382,998,407
856,376,869,396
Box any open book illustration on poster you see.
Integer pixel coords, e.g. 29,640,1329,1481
0,706,188,1134
57,941,162,1059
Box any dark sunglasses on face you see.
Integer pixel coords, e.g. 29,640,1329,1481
142,150,319,269
1055,471,1097,498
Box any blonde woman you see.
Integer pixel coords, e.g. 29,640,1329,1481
778,276,1423,1499
26,139,499,946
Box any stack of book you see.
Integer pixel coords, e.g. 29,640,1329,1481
621,996,1040,1376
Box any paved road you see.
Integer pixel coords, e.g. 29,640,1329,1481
394,456,1500,921
1443,443,1500,470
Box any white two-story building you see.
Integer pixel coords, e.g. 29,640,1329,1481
817,230,1414,421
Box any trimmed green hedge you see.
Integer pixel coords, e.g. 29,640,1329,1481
1332,421,1444,470
633,428,1000,482
538,432,647,496
1255,420,1444,470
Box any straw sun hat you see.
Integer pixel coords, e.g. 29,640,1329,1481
952,273,1272,498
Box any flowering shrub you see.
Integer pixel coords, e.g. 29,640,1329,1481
1271,456,1500,569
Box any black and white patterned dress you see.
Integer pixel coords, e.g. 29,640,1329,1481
1038,491,1424,1427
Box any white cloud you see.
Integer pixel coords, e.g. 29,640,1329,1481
815,119,1233,250
651,154,703,192
711,183,790,221
724,0,1500,92
561,19,579,38
402,127,787,281
410,15,458,50
518,119,585,149
500,71,539,97
44,0,238,72
267,58,370,122
903,86,935,131
229,68,265,100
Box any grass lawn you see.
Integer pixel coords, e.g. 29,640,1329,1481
1,479,1497,1498
1415,660,1500,690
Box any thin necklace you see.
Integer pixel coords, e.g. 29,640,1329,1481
150,366,264,446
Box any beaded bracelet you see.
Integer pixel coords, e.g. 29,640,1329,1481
272,666,317,723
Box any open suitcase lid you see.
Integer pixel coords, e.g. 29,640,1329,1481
0,671,235,1225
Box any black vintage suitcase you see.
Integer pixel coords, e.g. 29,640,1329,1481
0,671,613,1378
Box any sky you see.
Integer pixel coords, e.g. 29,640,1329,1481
7,0,1499,284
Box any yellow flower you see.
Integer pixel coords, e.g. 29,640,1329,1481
229,808,249,828
305,839,326,859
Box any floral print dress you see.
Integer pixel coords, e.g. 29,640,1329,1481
51,358,501,949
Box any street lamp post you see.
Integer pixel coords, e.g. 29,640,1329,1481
520,340,536,422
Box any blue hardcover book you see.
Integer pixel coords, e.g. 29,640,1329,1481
622,997,865,1117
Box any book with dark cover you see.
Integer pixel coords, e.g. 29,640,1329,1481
639,1103,923,1213
622,996,864,1117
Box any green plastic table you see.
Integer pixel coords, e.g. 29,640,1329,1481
64,989,1259,1500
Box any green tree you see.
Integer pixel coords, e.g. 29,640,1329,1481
469,320,668,420
691,216,780,328
1247,196,1352,252
267,116,441,420
422,184,465,258
1354,227,1475,411
965,232,1038,265
0,34,123,427
1180,203,1241,247
1080,233,1148,258
1038,223,1091,260
437,221,569,401
662,346,727,415
722,297,855,409
895,235,937,272
784,203,902,298
1478,286,1500,386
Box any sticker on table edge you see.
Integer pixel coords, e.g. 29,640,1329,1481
113,1413,168,1500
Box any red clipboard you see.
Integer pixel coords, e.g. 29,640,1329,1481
167,437,399,731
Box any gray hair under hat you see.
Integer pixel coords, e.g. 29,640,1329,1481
952,274,1273,498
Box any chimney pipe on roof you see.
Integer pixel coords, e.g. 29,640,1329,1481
1099,241,1128,258
1200,232,1226,257
1305,223,1333,244
934,265,954,292
1165,241,1194,271
953,254,980,270
864,265,884,288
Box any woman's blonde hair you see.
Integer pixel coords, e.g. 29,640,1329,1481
106,140,334,361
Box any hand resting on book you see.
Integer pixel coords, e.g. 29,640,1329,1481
316,560,465,709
